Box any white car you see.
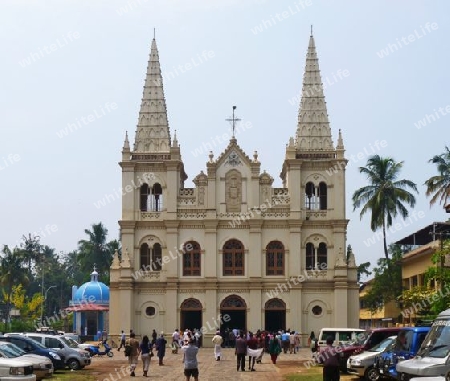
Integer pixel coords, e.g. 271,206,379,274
0,357,36,380
0,342,53,380
347,335,397,381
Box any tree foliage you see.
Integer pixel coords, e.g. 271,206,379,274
425,146,450,208
361,244,403,313
352,155,418,259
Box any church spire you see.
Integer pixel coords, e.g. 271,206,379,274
295,33,334,152
133,36,171,153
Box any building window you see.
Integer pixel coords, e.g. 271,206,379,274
140,183,163,211
183,241,201,276
412,275,418,287
140,242,162,271
305,182,316,209
306,242,327,270
319,182,327,210
266,241,284,275
145,307,156,316
223,239,245,276
312,305,323,316
317,243,327,269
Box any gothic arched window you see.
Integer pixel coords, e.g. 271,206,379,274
317,242,327,269
140,242,162,271
305,182,315,210
319,182,327,210
266,241,284,275
183,241,201,276
306,242,315,270
223,239,244,276
140,183,164,212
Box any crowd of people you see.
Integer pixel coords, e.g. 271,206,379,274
120,327,303,379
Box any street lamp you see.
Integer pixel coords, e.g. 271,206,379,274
40,285,56,325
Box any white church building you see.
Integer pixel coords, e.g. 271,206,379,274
109,33,359,345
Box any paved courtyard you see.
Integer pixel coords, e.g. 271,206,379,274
88,347,315,381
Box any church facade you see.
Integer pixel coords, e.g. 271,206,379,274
109,34,359,345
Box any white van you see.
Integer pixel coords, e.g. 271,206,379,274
318,327,365,348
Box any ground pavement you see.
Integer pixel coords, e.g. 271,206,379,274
88,346,316,381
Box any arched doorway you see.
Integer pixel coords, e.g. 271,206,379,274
220,295,247,333
180,298,202,332
265,298,286,332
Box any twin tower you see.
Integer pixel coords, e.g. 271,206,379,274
109,33,359,345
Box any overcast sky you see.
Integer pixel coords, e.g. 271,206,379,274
1,0,449,277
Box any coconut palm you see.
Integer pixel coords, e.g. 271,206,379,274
425,146,450,208
352,155,418,259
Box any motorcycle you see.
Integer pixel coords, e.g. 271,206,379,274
85,340,114,357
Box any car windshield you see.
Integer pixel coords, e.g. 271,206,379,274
418,320,450,358
60,336,79,348
23,337,48,350
0,343,26,357
369,337,395,352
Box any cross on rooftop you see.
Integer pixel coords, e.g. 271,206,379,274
225,106,241,138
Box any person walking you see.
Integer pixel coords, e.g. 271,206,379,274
235,332,247,372
211,330,223,361
322,336,340,381
268,334,282,364
156,332,167,366
246,331,258,371
140,335,151,377
118,330,126,351
289,331,296,354
183,338,199,381
125,332,140,377
172,329,180,354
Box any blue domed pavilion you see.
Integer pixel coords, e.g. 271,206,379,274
67,268,109,338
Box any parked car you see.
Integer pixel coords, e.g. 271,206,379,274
0,341,53,380
317,327,365,349
0,357,35,380
374,326,430,380
61,335,91,350
0,335,65,371
24,333,91,370
338,327,401,371
397,309,450,381
347,335,397,380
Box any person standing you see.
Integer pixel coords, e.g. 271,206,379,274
211,330,223,361
156,332,167,366
268,334,282,364
322,336,340,381
126,332,140,377
118,330,126,351
151,329,157,346
289,331,296,354
235,332,247,372
246,331,258,371
183,338,199,381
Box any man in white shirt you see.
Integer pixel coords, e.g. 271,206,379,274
211,330,223,361
172,329,181,354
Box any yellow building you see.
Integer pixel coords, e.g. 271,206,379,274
359,279,401,328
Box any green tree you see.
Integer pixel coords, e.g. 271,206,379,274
0,245,29,331
352,155,418,259
362,244,403,313
77,222,115,283
425,146,450,208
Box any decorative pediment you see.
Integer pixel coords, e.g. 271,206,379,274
259,171,274,185
193,170,208,186
214,138,252,168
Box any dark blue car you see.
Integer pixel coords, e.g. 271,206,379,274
0,335,65,371
374,326,430,380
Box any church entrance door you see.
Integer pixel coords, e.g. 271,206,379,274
264,298,286,332
180,298,202,332
220,295,247,333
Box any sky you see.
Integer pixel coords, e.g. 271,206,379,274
1,0,449,277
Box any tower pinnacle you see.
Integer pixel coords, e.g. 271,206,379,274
295,34,334,152
133,37,171,153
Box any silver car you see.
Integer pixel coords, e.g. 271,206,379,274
347,335,397,381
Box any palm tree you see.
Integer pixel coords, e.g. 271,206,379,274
77,222,114,283
352,155,418,259
425,146,450,208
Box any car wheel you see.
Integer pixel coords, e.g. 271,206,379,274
365,367,379,381
107,351,113,357
67,359,80,370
